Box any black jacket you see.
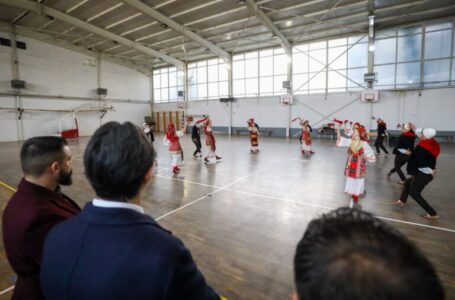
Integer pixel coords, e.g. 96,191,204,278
393,134,416,155
406,145,437,176
192,125,200,139
377,123,387,137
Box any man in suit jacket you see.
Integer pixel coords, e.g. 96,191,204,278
2,136,81,300
41,122,220,300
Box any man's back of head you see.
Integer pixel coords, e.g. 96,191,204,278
294,208,444,300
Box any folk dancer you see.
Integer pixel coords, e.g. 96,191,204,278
196,117,222,163
336,123,376,208
293,117,314,155
374,117,389,155
387,122,417,184
163,122,185,174
247,118,260,153
394,128,440,219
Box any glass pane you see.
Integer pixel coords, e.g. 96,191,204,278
293,44,308,53
208,59,218,65
169,87,177,101
198,83,207,99
188,85,197,100
188,68,197,85
259,76,273,94
375,64,395,87
245,58,259,78
153,69,160,75
260,49,274,57
153,75,161,89
274,75,287,95
219,81,228,97
328,70,346,89
197,66,207,83
426,22,452,32
197,61,206,67
168,72,177,87
328,46,347,70
177,71,184,86
245,78,259,96
424,59,450,83
245,51,258,59
348,43,368,68
293,52,308,74
397,35,421,62
347,68,367,88
208,82,219,98
233,79,245,96
274,54,287,75
293,73,308,93
309,72,326,90
329,38,347,47
153,89,161,102
274,48,285,55
398,25,422,35
348,35,368,44
219,64,228,81
260,56,273,76
188,63,196,68
396,62,420,86
233,54,244,60
309,41,326,50
233,60,245,79
309,49,326,72
376,29,396,39
161,72,168,88
424,30,452,59
374,38,396,64
208,65,218,82
161,88,168,101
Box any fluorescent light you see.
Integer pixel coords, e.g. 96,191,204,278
286,21,292,27
368,15,375,26
368,45,375,52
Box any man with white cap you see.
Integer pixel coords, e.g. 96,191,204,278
387,122,417,184
394,128,440,219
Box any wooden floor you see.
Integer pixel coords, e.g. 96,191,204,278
1,135,455,299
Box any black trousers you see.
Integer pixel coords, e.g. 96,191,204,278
390,154,410,181
193,138,202,156
375,136,389,154
400,173,437,216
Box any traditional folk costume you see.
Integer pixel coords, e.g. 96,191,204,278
197,117,221,163
374,118,389,155
163,123,184,174
247,118,260,153
388,122,417,183
336,125,376,207
395,128,440,219
300,120,314,155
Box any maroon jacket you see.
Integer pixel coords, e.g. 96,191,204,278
2,178,81,300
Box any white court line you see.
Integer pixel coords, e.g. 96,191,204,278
154,174,222,189
0,285,14,295
154,173,455,234
156,170,262,221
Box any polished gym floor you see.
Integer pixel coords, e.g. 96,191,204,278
0,134,454,300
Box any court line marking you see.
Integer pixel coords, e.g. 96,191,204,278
0,285,14,295
0,180,16,193
154,174,455,234
156,169,262,221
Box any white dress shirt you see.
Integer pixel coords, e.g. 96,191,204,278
92,199,145,214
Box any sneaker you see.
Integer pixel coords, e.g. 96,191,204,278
386,172,392,178
309,151,315,154
422,214,440,220
393,200,405,207
349,199,355,208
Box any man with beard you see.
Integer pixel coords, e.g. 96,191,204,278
2,136,81,300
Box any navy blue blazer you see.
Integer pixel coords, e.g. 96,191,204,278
40,202,220,300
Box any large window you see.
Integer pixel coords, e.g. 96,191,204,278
233,48,288,97
188,59,228,101
153,67,184,103
293,35,368,94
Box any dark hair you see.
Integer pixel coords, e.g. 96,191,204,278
294,208,444,300
20,136,68,177
84,122,156,201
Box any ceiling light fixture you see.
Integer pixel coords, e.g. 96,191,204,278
160,23,168,29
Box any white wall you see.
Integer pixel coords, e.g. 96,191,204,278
0,31,152,142
154,88,455,134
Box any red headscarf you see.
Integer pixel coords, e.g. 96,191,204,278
401,130,416,138
418,138,440,158
166,123,179,143
357,125,369,141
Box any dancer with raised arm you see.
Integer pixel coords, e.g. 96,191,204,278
293,117,314,155
387,122,417,184
336,123,376,208
163,122,186,174
197,117,222,164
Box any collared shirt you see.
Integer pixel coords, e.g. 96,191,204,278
418,167,433,175
92,199,145,214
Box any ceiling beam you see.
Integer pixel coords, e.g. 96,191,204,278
122,0,230,61
0,0,185,69
244,0,292,56
0,21,152,75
